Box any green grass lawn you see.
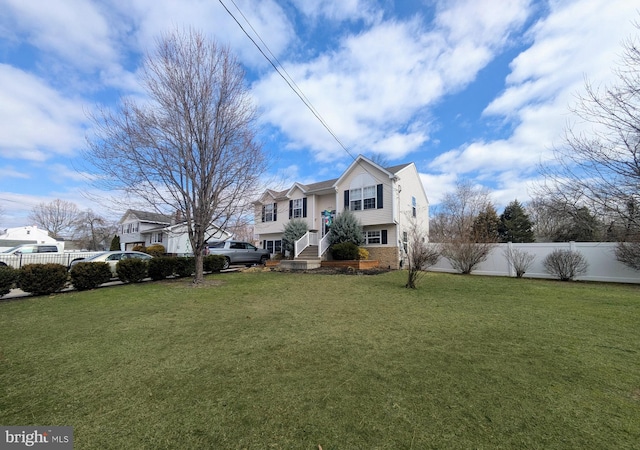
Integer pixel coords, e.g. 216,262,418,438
1,271,639,449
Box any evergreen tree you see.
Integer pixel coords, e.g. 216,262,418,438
328,210,364,246
472,203,500,242
282,219,308,255
110,234,121,251
499,200,535,243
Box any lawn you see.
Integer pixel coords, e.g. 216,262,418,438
1,271,639,449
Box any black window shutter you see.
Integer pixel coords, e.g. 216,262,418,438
273,203,277,221
377,184,383,209
381,229,388,244
289,200,293,219
303,198,307,218
344,190,349,209
261,205,265,222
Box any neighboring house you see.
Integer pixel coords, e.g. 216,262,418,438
0,225,60,251
253,155,429,269
118,209,232,256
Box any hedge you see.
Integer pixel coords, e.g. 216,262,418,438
17,263,68,295
116,259,148,283
0,265,18,297
70,262,113,291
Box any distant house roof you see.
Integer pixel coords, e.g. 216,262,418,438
120,209,172,224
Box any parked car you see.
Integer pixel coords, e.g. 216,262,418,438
69,251,152,276
208,240,270,269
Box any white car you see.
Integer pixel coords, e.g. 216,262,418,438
69,251,152,276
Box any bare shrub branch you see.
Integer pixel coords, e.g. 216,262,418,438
543,249,589,281
503,247,536,278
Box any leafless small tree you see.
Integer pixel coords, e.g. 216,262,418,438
543,249,589,281
431,180,496,274
28,199,80,239
405,219,440,289
503,247,536,278
84,29,265,283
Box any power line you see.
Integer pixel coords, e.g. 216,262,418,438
218,0,358,163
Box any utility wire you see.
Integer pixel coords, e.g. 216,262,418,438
218,0,358,163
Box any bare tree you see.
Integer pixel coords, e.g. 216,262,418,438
536,25,640,245
430,180,496,274
73,210,116,251
28,199,80,239
405,219,440,289
503,247,535,278
84,29,265,283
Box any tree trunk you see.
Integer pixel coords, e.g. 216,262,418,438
194,252,204,284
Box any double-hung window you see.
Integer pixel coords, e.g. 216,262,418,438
345,182,383,211
365,230,381,244
349,188,362,211
412,196,417,218
262,203,277,222
264,203,274,222
292,199,303,218
363,186,376,209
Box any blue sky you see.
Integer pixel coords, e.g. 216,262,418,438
0,0,637,228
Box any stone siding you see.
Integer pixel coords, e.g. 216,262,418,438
365,246,400,270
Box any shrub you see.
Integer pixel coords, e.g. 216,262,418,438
331,242,360,260
282,219,308,255
441,240,494,275
17,263,68,295
615,241,640,271
0,265,18,297
174,257,195,278
145,244,166,257
116,258,148,283
132,245,146,252
543,249,589,281
70,262,113,291
203,255,226,273
328,210,364,246
357,247,369,260
147,256,176,280
504,247,536,278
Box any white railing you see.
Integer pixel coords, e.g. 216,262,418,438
294,232,310,258
319,233,331,258
294,231,324,258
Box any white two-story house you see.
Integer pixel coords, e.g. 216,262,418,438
253,155,429,269
119,209,231,255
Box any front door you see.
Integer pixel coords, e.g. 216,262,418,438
321,210,336,237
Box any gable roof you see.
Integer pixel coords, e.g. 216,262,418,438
120,209,172,224
255,156,415,202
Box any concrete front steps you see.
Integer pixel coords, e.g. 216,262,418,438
279,245,321,270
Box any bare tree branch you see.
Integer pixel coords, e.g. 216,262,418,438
84,29,266,282
28,199,81,239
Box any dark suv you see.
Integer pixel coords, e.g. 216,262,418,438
208,240,270,269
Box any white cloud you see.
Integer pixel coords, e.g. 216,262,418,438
0,65,88,161
253,0,531,165
428,0,639,204
0,0,119,71
290,0,381,24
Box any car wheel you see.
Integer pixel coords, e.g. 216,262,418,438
260,255,269,265
222,257,230,270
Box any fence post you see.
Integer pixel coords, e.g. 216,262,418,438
507,242,514,277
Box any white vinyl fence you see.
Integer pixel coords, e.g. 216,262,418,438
428,242,640,284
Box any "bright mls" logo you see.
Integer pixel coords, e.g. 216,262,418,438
0,427,73,449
